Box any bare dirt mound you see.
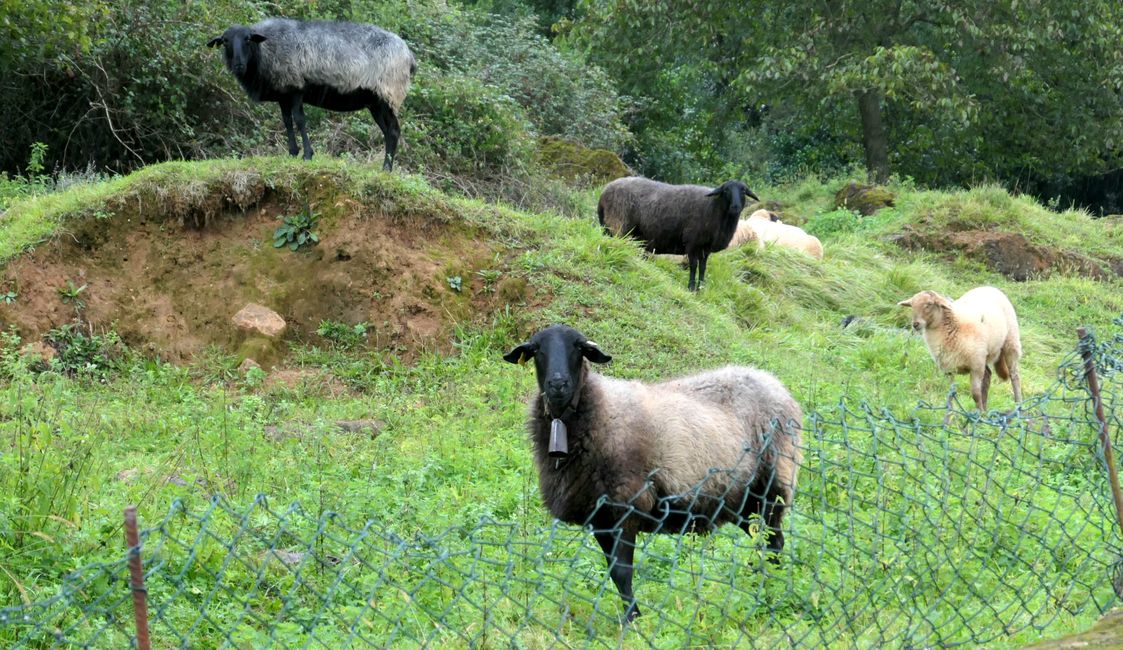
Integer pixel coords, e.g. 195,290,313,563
0,169,532,364
892,218,1120,281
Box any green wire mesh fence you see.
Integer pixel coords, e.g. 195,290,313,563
3,320,1123,648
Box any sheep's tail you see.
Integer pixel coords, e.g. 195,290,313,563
597,202,608,232
994,352,1011,381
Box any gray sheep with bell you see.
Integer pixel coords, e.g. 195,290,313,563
504,324,803,621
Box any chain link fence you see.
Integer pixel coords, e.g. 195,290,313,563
3,320,1123,648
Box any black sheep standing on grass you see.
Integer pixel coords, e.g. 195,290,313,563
208,18,416,171
598,176,759,291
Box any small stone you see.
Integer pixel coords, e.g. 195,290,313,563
834,182,895,216
333,419,384,438
21,341,57,364
232,303,286,338
238,358,262,373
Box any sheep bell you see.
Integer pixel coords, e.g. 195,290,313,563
548,418,569,458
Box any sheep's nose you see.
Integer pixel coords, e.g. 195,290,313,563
912,322,921,331
546,376,571,394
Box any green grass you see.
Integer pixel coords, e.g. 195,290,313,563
1,160,1121,647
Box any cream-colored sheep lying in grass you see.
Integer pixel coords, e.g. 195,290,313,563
897,286,1023,422
728,219,759,248
745,210,823,259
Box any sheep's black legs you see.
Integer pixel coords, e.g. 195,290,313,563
370,103,401,171
697,253,710,288
280,95,313,159
739,470,786,563
687,254,699,292
280,101,299,157
291,96,313,160
593,529,641,622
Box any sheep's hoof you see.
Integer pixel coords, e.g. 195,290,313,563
623,604,642,623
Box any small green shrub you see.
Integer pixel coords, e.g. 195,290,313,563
405,75,537,177
316,320,369,349
44,323,124,379
805,208,864,238
0,142,53,209
273,206,320,252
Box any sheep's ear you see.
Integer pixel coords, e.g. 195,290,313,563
206,37,223,48
769,212,781,222
503,343,537,365
579,340,612,364
746,189,760,202
897,299,912,307
706,186,723,197
250,33,267,43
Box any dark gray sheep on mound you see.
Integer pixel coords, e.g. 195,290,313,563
208,18,416,171
598,176,759,290
504,324,802,621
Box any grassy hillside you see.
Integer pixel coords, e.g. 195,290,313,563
1,160,1121,647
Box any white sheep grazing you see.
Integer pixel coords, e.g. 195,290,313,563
745,210,824,259
897,286,1023,421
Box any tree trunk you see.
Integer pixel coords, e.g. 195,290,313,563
857,90,890,184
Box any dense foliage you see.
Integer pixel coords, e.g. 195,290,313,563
571,0,1123,209
0,0,628,209
3,0,1123,210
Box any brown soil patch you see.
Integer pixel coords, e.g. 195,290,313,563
0,181,532,364
893,221,1114,281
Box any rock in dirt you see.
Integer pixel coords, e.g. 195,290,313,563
232,303,286,338
238,358,262,373
835,182,895,216
116,468,140,482
21,341,57,364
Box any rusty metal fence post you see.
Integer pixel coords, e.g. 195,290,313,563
124,506,151,650
1078,327,1123,544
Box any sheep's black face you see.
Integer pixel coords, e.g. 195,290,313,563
503,324,611,417
207,27,266,77
707,181,759,219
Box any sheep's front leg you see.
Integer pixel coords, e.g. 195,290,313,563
594,528,641,622
696,252,710,289
943,375,956,425
687,254,699,292
279,100,299,157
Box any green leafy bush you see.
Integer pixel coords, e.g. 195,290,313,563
273,207,320,252
44,324,124,379
405,75,537,177
316,320,369,349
